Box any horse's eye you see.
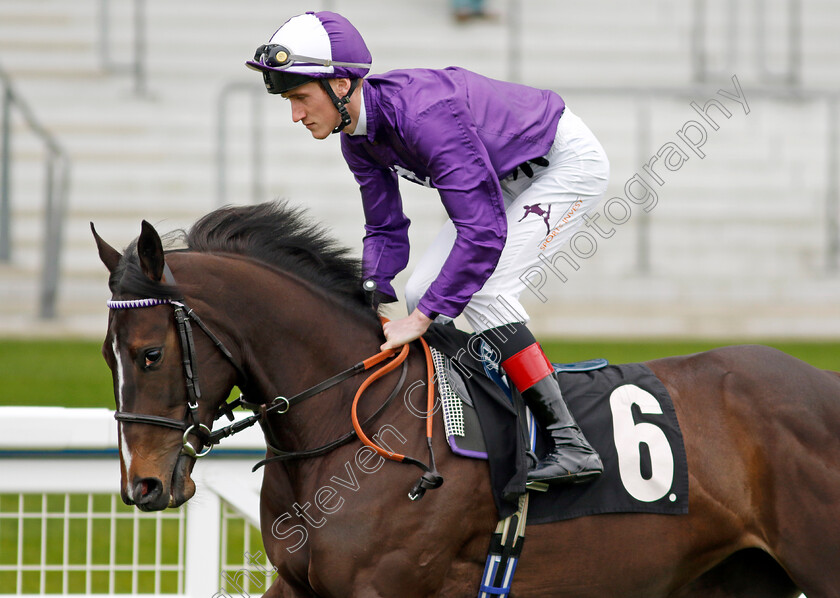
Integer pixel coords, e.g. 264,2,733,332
144,349,163,368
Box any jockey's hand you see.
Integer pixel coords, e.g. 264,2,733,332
380,309,433,351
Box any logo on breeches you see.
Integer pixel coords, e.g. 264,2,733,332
519,203,552,235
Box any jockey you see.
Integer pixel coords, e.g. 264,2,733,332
246,11,609,485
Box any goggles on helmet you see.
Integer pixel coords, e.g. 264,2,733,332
246,44,371,95
247,44,372,73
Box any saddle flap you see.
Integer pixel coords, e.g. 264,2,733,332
431,347,490,459
444,358,473,407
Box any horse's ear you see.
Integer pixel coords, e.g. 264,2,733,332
137,220,165,282
91,222,122,273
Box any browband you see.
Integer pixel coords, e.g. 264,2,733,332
107,263,179,309
108,298,173,309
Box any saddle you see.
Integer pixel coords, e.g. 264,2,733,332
422,323,689,524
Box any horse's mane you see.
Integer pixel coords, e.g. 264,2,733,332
111,201,376,319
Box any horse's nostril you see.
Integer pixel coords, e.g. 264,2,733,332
133,477,163,504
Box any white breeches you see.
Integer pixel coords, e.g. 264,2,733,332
405,107,610,333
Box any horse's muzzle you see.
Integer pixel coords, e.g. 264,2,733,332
123,453,197,511
131,477,168,511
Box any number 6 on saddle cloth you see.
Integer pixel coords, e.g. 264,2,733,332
422,324,689,524
423,324,688,598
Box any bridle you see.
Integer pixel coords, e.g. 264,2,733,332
110,296,252,459
110,295,406,460
108,272,443,499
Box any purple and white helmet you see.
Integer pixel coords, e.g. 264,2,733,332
246,11,372,95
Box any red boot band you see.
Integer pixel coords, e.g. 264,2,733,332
500,343,553,391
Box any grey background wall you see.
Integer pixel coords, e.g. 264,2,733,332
1,0,838,339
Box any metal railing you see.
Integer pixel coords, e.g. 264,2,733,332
214,0,338,207
0,66,71,319
505,0,523,83
215,82,266,207
692,0,802,85
828,96,840,271
560,84,840,274
98,0,148,96
691,0,739,83
755,0,802,86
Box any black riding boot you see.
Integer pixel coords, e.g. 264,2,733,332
521,374,603,485
481,322,603,485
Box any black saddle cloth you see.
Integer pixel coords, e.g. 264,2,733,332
423,324,689,524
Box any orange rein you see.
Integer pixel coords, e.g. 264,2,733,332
351,336,436,464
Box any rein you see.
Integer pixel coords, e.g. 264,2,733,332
108,287,443,498
351,335,443,499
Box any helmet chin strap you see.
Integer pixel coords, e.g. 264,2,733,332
320,79,361,134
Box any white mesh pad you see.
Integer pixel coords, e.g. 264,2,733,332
430,346,465,438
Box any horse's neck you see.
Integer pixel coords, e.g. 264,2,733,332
180,253,390,452
243,287,382,398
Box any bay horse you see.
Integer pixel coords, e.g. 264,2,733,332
93,202,840,597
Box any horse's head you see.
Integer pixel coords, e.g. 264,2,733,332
92,220,240,511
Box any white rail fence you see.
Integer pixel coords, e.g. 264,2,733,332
0,407,274,597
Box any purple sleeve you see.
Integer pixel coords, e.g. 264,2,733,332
341,138,410,301
402,98,507,319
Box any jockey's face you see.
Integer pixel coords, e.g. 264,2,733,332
282,80,344,140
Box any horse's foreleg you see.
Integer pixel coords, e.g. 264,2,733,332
259,461,320,598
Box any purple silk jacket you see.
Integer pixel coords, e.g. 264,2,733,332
340,67,565,320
